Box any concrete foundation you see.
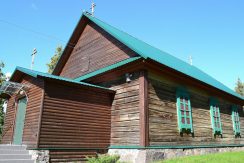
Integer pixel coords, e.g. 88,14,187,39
108,147,244,163
29,150,50,163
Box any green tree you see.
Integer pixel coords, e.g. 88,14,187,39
46,45,63,73
235,78,244,96
0,62,4,83
0,61,5,137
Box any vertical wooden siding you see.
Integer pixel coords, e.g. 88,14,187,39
148,73,244,146
2,76,44,148
39,81,112,148
59,21,138,79
109,73,140,145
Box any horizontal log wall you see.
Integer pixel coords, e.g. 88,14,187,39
2,76,44,148
60,21,137,79
109,72,140,146
148,72,244,146
39,81,112,148
22,77,44,148
1,94,16,144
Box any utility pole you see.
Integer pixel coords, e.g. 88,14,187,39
31,48,37,70
91,1,96,16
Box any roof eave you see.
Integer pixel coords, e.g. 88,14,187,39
75,57,143,81
10,66,115,93
52,13,90,75
38,75,115,93
146,59,244,103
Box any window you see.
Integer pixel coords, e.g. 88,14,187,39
232,106,241,137
210,98,222,136
176,89,193,134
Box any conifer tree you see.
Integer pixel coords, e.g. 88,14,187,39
235,78,244,96
46,46,63,73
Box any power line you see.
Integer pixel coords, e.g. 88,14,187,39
0,18,75,48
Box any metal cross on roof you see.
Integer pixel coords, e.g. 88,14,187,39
31,48,37,70
90,1,96,16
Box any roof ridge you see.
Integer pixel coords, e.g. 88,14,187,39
83,12,144,45
83,13,147,59
82,13,243,100
84,13,208,71
83,13,193,66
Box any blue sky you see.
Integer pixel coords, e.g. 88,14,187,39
0,0,243,90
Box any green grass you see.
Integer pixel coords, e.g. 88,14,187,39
157,151,244,163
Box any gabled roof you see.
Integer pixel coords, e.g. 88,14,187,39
11,67,113,91
72,12,242,100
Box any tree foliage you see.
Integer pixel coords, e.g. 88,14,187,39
235,78,244,97
0,62,4,84
46,46,63,73
0,61,5,137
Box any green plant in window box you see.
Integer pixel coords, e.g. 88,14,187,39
209,98,223,138
234,133,241,138
232,106,241,138
214,131,223,138
180,128,194,137
176,88,194,137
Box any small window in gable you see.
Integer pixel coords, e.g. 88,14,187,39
232,106,241,137
176,89,193,134
210,98,222,137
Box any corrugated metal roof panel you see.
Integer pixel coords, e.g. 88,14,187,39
12,67,113,91
81,12,243,100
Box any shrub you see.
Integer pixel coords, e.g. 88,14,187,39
86,154,120,163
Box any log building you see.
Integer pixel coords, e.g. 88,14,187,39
1,12,244,162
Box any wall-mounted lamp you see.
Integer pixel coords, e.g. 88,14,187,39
125,73,132,83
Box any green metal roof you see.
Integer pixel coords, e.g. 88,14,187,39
81,12,243,100
75,56,142,81
12,66,113,91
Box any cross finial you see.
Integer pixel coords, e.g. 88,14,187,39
189,55,193,66
91,1,96,16
31,48,37,70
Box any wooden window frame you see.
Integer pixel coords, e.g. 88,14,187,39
176,89,193,134
232,106,241,137
210,98,222,137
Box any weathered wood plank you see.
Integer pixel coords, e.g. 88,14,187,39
2,76,44,148
39,81,112,148
110,75,140,146
148,75,244,146
59,21,138,78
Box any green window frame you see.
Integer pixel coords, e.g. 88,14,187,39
210,98,222,136
176,90,193,134
232,106,241,137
